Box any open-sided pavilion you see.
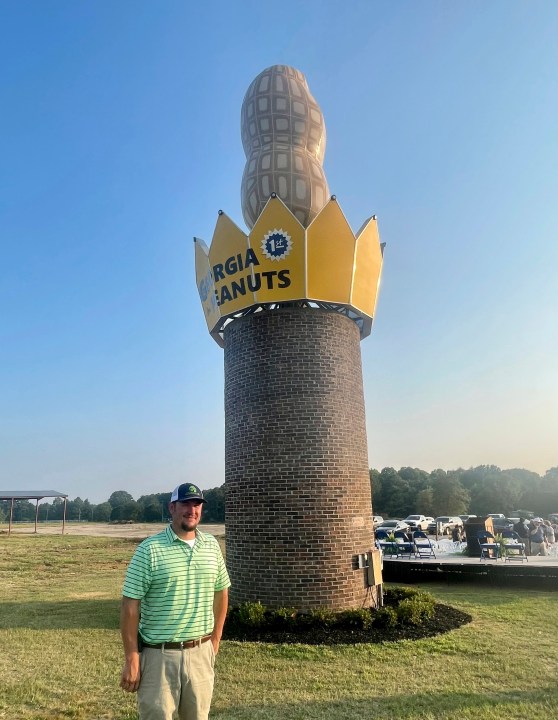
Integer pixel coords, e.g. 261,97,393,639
0,490,68,535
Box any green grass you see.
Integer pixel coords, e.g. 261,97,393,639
0,535,556,720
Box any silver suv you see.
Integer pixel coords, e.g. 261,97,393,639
427,516,463,535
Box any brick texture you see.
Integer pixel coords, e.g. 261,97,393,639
224,308,374,610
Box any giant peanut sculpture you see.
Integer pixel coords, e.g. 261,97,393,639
241,65,329,229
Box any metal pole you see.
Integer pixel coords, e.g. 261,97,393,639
62,497,67,535
34,499,39,533
9,498,14,536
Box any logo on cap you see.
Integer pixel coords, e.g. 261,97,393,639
170,483,206,503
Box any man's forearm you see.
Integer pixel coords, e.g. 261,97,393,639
120,596,142,693
120,596,141,657
212,589,229,643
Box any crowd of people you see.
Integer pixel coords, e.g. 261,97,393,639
446,517,557,557
513,517,557,556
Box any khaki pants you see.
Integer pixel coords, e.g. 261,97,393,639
529,541,547,556
138,642,215,720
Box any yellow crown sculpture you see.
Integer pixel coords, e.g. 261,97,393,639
194,194,384,347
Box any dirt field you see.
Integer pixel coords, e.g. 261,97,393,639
1,521,226,539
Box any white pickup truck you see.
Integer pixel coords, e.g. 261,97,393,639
403,515,429,531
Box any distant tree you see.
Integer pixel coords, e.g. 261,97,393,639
525,467,558,515
398,467,430,491
108,491,134,508
370,467,395,516
374,468,412,517
505,468,541,487
430,470,470,517
111,501,140,522
68,497,85,521
82,499,93,521
156,492,172,507
12,500,36,522
142,501,164,522
37,502,50,521
459,465,502,492
369,468,382,514
415,487,435,517
494,474,522,515
541,467,558,490
467,468,521,516
137,494,165,522
203,487,225,523
94,502,112,522
49,497,66,520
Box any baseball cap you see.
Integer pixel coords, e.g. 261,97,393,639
170,483,206,503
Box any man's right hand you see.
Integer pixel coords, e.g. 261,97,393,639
120,653,141,693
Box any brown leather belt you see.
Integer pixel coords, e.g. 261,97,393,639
143,635,212,650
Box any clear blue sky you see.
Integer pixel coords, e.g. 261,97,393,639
1,1,556,504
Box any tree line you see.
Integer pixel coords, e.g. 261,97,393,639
370,465,558,519
0,487,225,524
2,465,557,525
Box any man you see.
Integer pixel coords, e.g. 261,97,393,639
528,517,547,557
513,517,530,551
120,483,230,720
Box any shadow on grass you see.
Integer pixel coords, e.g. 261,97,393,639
0,600,120,629
213,687,557,720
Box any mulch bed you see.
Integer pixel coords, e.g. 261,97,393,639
223,603,472,645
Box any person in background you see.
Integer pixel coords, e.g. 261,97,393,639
120,483,230,720
451,525,463,543
513,517,530,553
513,517,529,539
542,520,555,549
528,518,547,556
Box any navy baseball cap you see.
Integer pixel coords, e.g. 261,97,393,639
170,483,206,503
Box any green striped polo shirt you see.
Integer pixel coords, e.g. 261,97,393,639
122,525,231,644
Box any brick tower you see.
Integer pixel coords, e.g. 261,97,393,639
194,66,384,610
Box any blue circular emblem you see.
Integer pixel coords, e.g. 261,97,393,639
261,228,292,261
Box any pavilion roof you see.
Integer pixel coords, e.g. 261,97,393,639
0,490,68,501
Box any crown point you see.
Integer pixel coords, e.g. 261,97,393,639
331,195,337,201
271,192,277,198
218,210,224,215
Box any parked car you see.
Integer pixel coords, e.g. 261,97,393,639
427,516,463,535
372,515,384,528
403,514,429,531
488,513,505,519
459,514,477,523
376,520,410,534
491,517,514,531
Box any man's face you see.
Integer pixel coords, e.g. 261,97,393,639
169,499,203,535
